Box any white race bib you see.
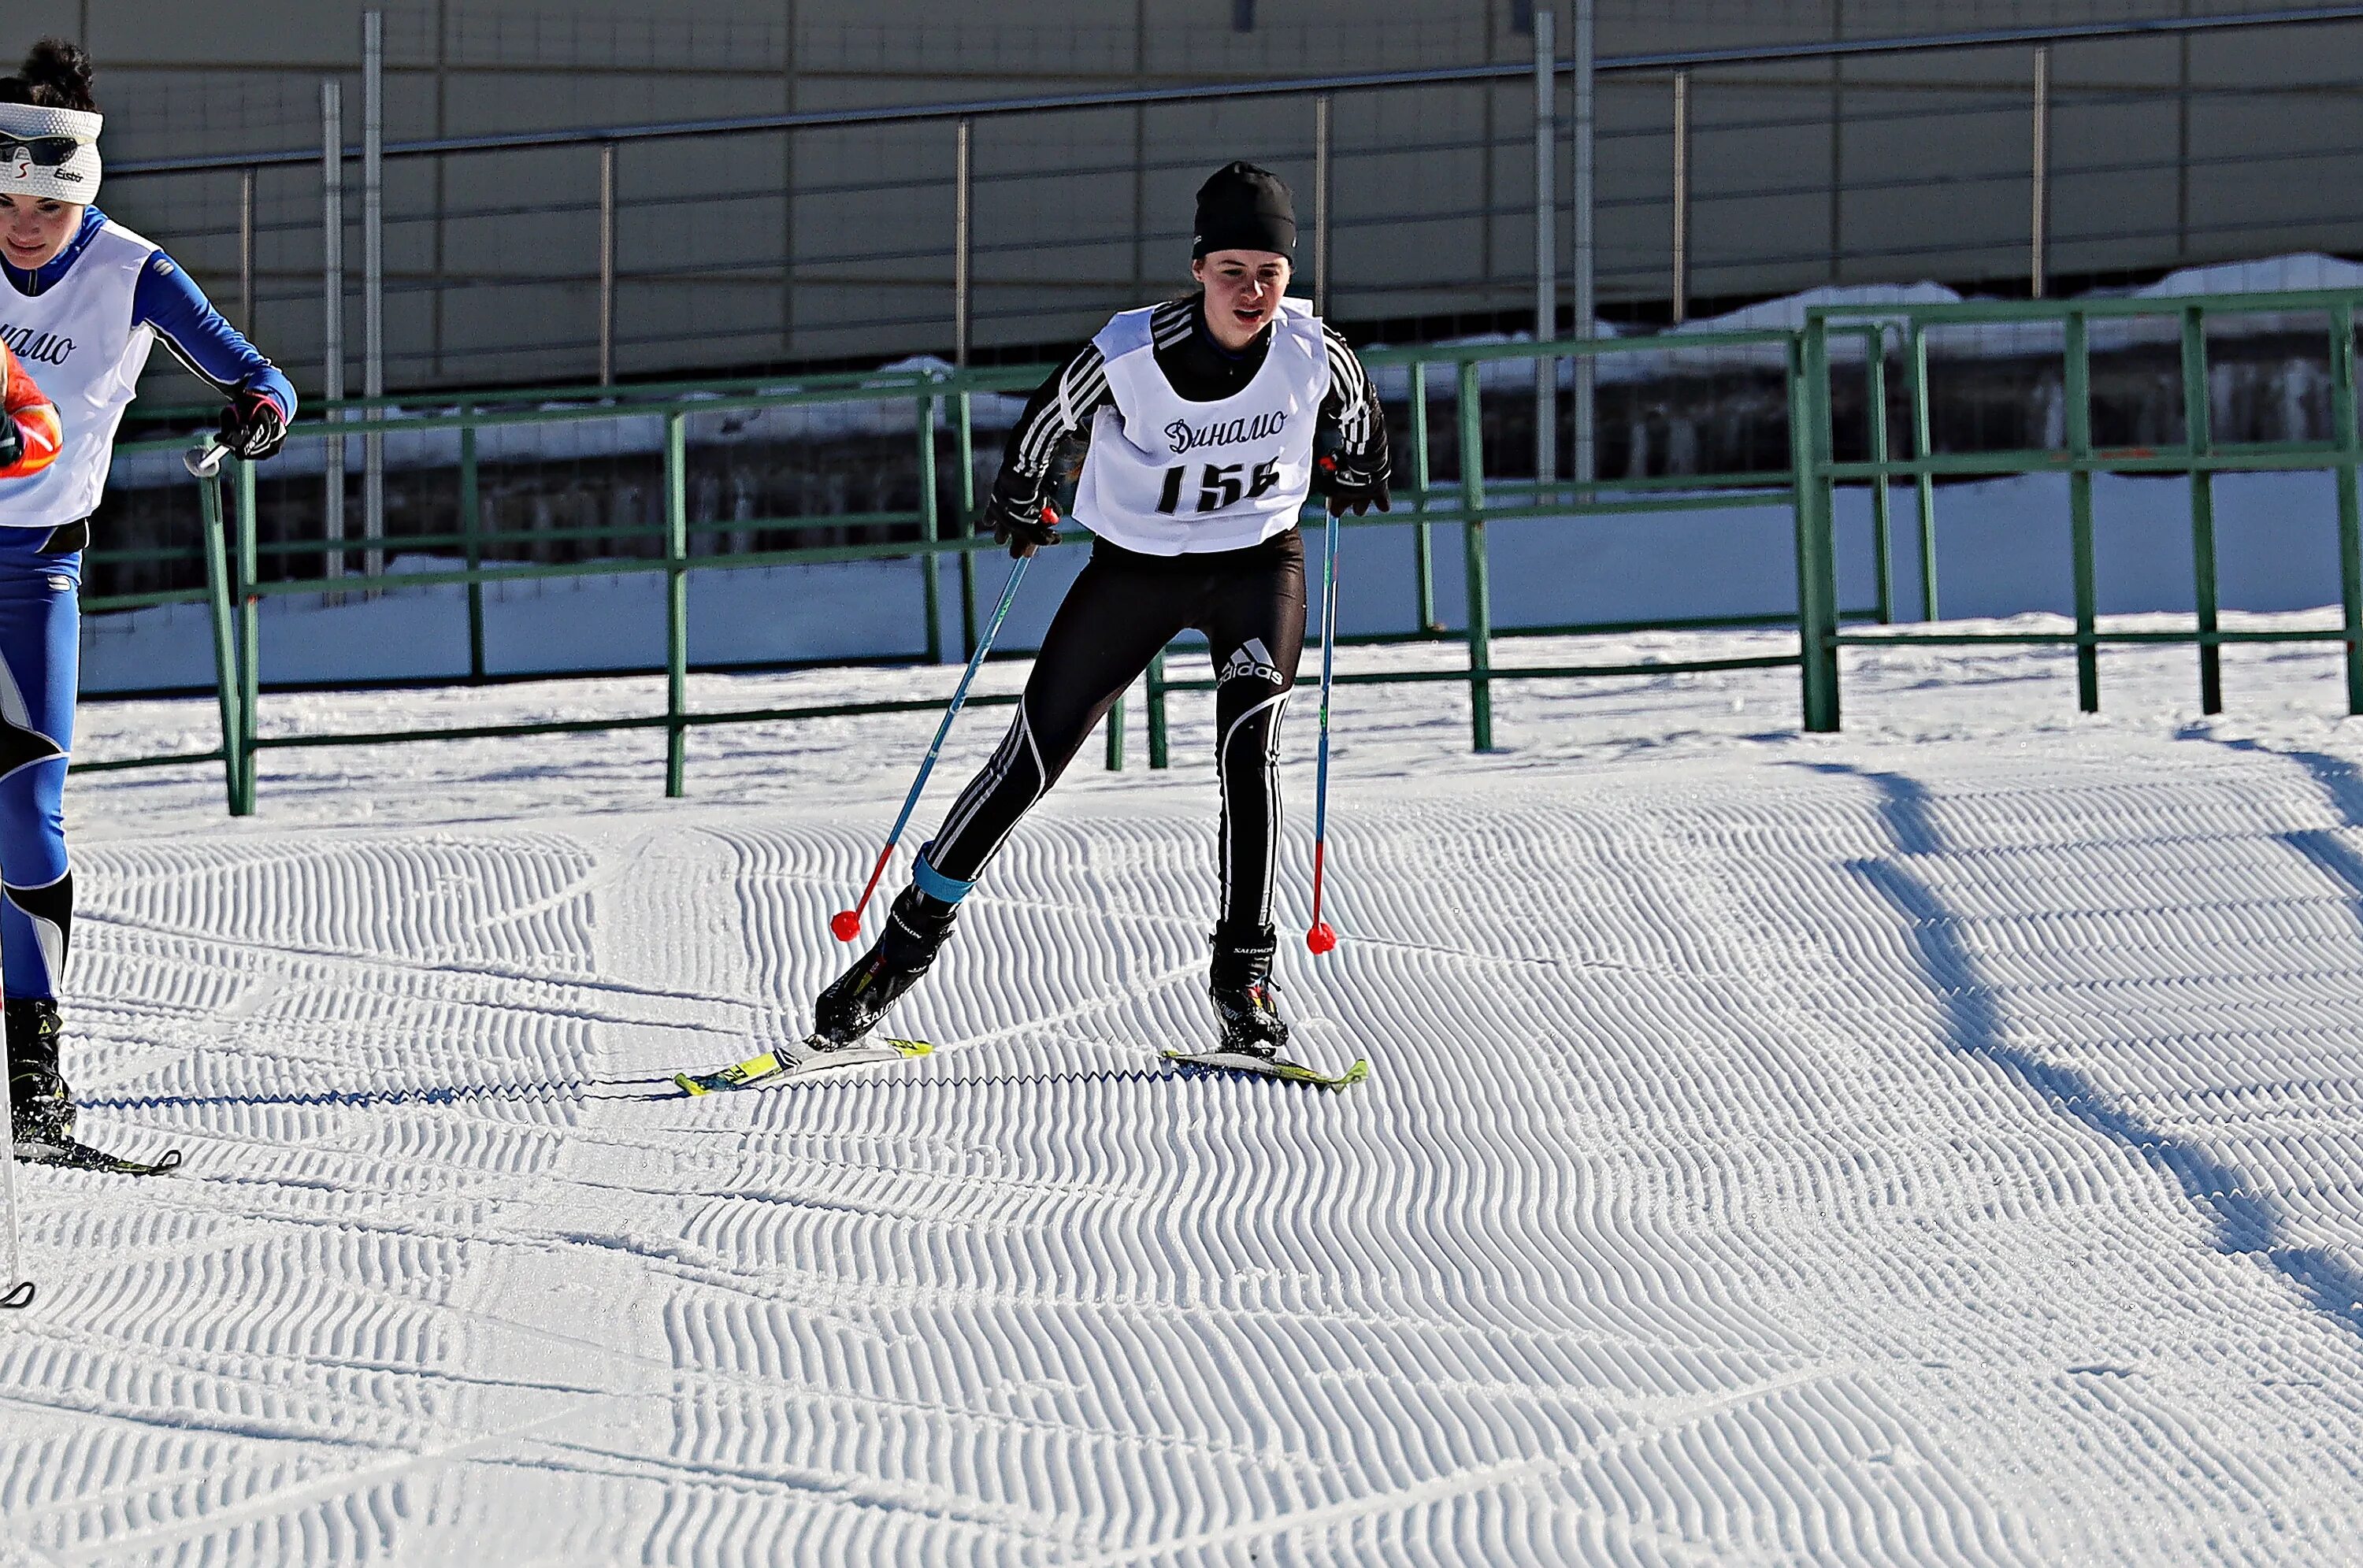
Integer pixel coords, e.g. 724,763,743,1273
1073,297,1330,556
0,218,156,532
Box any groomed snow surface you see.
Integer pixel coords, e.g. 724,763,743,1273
9,613,2363,1565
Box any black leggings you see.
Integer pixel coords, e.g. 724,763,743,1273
928,530,1307,930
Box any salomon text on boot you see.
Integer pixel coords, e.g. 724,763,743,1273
811,886,959,1047
1208,921,1291,1058
6,998,72,1157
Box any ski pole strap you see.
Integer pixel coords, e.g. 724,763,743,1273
911,844,975,905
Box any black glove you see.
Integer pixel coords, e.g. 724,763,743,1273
981,479,1061,559
1315,450,1391,517
216,386,287,462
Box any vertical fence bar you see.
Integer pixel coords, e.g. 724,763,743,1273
2065,308,2099,712
1670,70,1689,324
1828,7,1846,278
1457,359,1493,751
2030,46,2050,299
235,459,261,814
1147,651,1170,769
197,473,243,817
238,166,255,332
1570,0,1596,487
2331,302,2362,715
1531,9,1557,486
321,82,346,587
1410,359,1436,631
598,143,617,385
1792,322,1842,732
1908,321,1939,620
917,392,944,665
664,412,688,797
460,421,484,681
1313,94,1331,316
1866,325,1894,624
1105,694,1125,771
956,393,979,657
362,10,385,584
2181,304,2223,714
955,117,978,657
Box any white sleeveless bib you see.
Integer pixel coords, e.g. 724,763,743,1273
0,218,155,532
1072,297,1330,556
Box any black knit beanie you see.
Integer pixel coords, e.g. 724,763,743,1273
1192,161,1296,259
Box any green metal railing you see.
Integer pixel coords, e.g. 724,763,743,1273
1791,287,2363,731
1140,328,1855,763
147,332,1834,821
106,331,1836,814
84,292,2362,814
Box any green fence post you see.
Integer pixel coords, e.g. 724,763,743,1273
956,388,979,658
2332,302,2363,716
1790,323,1842,732
2066,309,2099,713
1147,650,1170,769
234,458,260,814
460,420,484,681
1105,693,1125,771
664,411,688,797
196,471,244,817
1456,358,1493,751
2180,305,2223,714
1410,359,1436,632
1866,324,1896,625
917,392,944,665
1908,321,1940,621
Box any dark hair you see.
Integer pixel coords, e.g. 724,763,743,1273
0,39,99,112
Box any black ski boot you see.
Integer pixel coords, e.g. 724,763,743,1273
1208,921,1291,1058
6,998,73,1155
811,887,959,1046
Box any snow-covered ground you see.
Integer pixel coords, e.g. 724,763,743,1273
8,611,2363,1565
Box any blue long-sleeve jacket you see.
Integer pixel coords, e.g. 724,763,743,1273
2,206,296,421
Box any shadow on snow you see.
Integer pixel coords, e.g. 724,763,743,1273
1813,759,2363,1344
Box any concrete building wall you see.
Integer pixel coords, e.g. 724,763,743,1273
3,0,2357,401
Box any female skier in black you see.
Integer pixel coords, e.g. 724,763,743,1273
814,162,1389,1058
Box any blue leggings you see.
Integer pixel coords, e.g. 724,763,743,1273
0,528,77,1002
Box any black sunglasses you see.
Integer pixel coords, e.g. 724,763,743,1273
1,136,83,169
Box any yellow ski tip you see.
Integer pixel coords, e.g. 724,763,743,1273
677,1050,785,1096
887,1038,934,1058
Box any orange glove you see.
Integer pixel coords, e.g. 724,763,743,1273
0,343,63,481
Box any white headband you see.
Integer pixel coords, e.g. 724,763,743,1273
0,102,102,204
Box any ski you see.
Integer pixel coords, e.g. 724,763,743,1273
674,1037,933,1096
1163,1047,1371,1090
13,1138,184,1177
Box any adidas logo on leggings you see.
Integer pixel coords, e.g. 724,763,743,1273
1219,638,1284,685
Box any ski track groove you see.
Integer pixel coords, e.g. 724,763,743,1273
6,690,2363,1559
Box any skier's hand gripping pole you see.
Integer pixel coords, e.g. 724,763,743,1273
1306,506,1343,955
831,552,1034,941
